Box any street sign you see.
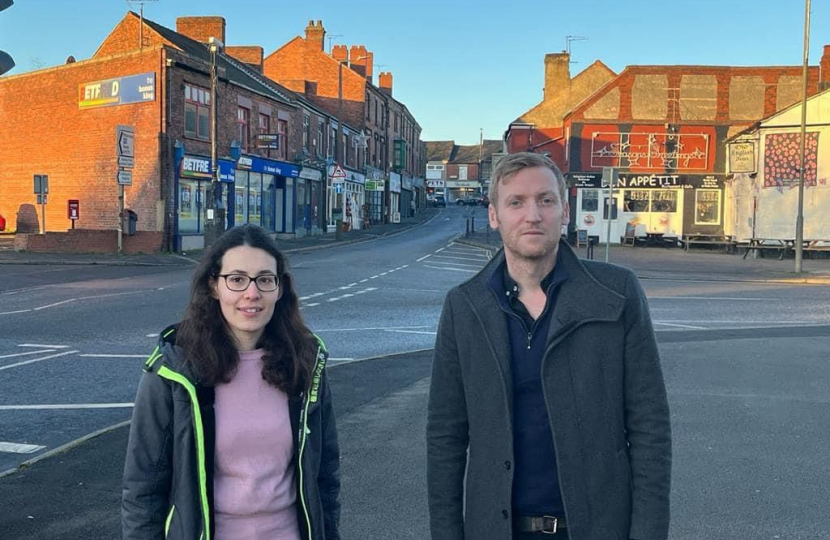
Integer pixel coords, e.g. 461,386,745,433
331,164,347,184
68,199,80,220
118,156,135,168
34,174,49,194
37,194,47,204
117,125,135,159
335,183,343,194
117,170,133,185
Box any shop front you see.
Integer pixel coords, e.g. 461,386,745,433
298,167,325,236
327,166,366,231
365,166,385,225
401,175,414,219
389,172,401,222
175,153,236,251
446,180,481,203
232,155,300,238
569,172,725,244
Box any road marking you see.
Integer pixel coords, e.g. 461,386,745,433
0,403,134,410
19,344,70,349
78,354,147,358
436,247,446,252
424,260,484,268
359,278,369,283
380,272,388,276
33,299,77,311
0,309,32,316
417,254,431,262
654,322,707,330
370,275,379,279
0,350,56,359
318,325,431,332
424,264,477,273
146,333,159,338
348,282,358,287
0,442,46,454
327,357,355,362
383,329,437,335
305,302,320,307
655,319,827,325
431,255,489,262
0,350,78,371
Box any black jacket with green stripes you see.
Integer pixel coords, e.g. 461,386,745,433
121,325,341,540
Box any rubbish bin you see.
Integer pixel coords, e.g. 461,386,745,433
123,209,137,236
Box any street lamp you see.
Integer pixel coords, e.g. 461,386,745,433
794,0,811,273
204,36,224,247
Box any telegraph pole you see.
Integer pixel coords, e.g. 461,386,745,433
795,0,811,273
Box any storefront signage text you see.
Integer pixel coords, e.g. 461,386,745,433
79,72,156,110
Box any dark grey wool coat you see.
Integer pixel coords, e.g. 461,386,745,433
426,242,671,540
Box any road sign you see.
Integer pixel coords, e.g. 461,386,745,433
34,174,49,194
118,156,135,168
335,183,343,194
331,164,347,184
117,125,135,159
117,170,133,186
37,194,47,204
256,133,280,149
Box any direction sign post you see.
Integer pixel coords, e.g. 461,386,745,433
33,174,49,234
116,125,135,253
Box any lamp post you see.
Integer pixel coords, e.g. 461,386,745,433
795,0,811,273
204,36,225,248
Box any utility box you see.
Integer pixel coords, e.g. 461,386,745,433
123,209,137,236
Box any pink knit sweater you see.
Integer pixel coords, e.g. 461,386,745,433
213,349,300,540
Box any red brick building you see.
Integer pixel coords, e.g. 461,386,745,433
0,12,342,252
505,49,830,244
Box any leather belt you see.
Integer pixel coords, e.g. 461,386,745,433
514,515,567,534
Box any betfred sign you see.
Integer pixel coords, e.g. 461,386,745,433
181,155,212,179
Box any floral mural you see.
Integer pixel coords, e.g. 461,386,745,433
763,132,819,189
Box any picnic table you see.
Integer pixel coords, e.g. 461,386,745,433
737,238,829,260
681,233,735,253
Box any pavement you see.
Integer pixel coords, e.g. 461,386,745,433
0,208,441,266
455,228,830,285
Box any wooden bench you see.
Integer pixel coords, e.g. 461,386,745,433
682,234,735,253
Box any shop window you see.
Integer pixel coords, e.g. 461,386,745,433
248,172,262,225
650,190,677,213
581,190,599,212
695,189,720,225
184,83,210,140
237,107,250,152
259,113,270,137
303,114,310,151
235,170,249,225
624,190,650,212
317,120,324,157
277,120,288,160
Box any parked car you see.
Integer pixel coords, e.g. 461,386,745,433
434,195,447,207
456,196,479,206
478,195,490,207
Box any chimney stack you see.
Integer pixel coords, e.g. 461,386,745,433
176,16,226,45
543,52,571,101
350,45,368,78
821,45,830,90
379,71,393,96
365,51,374,84
332,44,349,64
304,20,326,51
226,46,264,72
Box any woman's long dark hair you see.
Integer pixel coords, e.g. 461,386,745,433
177,224,317,394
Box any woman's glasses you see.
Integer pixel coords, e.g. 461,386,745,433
217,273,280,292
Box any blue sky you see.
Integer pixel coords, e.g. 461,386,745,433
2,1,828,144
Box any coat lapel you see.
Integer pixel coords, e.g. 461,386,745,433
546,242,626,350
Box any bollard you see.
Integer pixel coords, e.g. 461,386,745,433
587,238,595,260
465,219,470,237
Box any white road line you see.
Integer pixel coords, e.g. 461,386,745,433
432,254,490,262
0,403,134,411
401,264,409,268
370,275,380,279
383,329,437,335
655,319,827,325
425,260,484,268
0,309,33,316
327,358,355,362
33,299,77,311
0,442,46,454
649,296,769,301
19,344,70,349
359,279,369,283
78,354,147,358
305,302,321,307
416,254,431,262
380,272,388,276
424,264,477,273
654,322,707,330
0,350,79,371
146,333,159,338
319,325,431,332
348,282,358,287
436,247,446,252
0,350,56,359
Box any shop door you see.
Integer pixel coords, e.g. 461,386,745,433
599,193,624,244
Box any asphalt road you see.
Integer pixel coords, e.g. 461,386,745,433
2,204,830,539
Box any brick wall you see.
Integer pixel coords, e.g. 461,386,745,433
226,46,264,72
0,48,164,234
15,229,164,253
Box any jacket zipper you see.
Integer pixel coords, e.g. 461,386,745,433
157,365,211,540
297,343,323,540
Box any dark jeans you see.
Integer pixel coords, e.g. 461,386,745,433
514,530,570,539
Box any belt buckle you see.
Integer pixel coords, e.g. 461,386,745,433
540,515,558,535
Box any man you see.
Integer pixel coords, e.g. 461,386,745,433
427,152,671,540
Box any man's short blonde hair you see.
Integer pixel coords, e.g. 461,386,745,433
489,152,567,206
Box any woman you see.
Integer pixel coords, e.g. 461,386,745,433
122,224,340,540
